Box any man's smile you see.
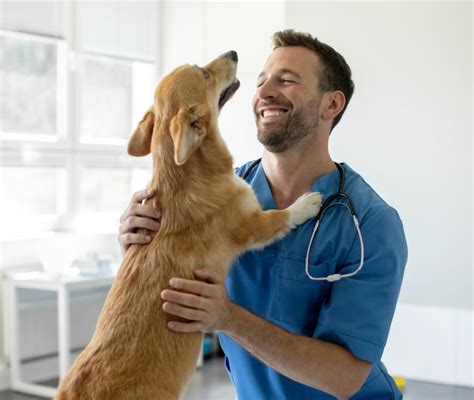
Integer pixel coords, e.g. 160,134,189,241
258,107,289,122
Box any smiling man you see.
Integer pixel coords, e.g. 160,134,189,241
119,30,408,399
256,48,326,155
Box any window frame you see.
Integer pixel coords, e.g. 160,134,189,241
0,12,158,239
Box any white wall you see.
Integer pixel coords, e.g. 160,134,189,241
287,0,472,386
287,0,472,312
279,2,474,382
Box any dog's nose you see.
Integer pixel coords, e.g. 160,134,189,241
221,50,238,62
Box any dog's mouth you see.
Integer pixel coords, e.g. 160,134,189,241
218,79,240,109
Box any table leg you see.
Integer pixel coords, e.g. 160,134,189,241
57,285,71,378
8,282,20,384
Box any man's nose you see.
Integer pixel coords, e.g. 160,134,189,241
255,79,279,101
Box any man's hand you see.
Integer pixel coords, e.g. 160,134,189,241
118,188,162,255
162,268,371,398
160,268,236,333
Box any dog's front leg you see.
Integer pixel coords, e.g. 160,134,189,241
236,192,322,251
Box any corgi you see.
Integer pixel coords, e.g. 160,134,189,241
55,50,322,400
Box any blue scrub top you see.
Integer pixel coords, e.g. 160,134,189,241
219,161,408,399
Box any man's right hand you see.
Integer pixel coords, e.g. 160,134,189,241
118,188,161,256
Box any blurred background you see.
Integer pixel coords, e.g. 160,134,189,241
0,0,472,398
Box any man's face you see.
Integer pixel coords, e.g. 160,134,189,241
252,46,323,153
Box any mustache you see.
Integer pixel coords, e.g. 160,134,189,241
257,100,291,109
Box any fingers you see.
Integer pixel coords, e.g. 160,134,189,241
131,188,155,204
120,202,161,225
120,188,161,223
118,188,162,255
162,302,207,322
167,321,205,333
161,275,232,333
119,216,161,234
161,289,209,333
193,268,222,284
169,278,213,297
119,232,152,248
161,289,206,308
128,203,162,221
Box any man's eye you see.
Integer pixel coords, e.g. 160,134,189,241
256,81,265,88
281,79,293,85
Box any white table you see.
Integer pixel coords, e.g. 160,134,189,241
4,270,115,398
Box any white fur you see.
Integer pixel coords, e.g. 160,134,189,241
287,192,323,228
233,174,261,215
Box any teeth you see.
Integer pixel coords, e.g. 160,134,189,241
262,109,285,118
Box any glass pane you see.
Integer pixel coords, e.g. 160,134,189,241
0,33,59,137
78,55,155,144
78,167,131,213
0,166,66,218
78,56,131,143
131,168,151,193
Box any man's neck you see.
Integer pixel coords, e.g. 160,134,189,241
261,146,335,210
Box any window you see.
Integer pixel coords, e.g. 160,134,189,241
78,55,132,144
75,166,151,232
0,31,66,141
78,166,150,213
77,54,155,145
0,166,67,235
0,2,157,238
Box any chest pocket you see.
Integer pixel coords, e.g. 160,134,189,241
269,255,333,335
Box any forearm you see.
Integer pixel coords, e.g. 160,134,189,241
161,270,371,397
222,303,371,399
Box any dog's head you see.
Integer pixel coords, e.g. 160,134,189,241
128,51,239,165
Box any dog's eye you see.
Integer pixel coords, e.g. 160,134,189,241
202,69,210,79
191,120,202,130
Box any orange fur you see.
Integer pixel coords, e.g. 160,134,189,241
55,52,320,399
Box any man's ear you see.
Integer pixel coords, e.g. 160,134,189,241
169,105,208,165
128,107,155,157
321,91,346,122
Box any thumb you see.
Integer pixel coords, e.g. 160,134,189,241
194,268,222,284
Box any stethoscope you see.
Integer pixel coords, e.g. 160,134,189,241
242,159,365,282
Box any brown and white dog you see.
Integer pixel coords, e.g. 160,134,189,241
55,51,322,399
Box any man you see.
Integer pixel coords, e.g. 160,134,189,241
118,30,407,399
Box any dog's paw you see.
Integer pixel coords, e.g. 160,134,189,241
287,192,323,227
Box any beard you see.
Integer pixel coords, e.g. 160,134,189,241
256,95,322,153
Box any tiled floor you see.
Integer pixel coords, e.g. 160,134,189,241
1,357,472,399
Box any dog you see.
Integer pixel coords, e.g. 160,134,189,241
55,51,322,399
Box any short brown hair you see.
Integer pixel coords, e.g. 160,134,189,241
272,29,354,130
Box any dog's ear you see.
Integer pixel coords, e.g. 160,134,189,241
169,105,208,165
128,107,155,157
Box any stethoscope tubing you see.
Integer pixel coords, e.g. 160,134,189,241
305,202,364,282
242,159,365,282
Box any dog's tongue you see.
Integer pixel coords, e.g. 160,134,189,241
219,79,240,109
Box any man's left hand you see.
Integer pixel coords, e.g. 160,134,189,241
160,268,235,333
